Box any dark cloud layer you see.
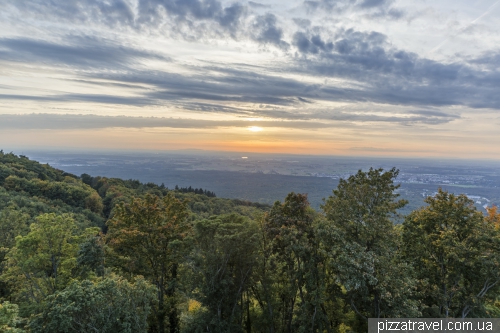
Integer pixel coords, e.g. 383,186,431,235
76,49,500,113
2,0,500,125
290,29,500,109
2,28,499,115
0,37,169,69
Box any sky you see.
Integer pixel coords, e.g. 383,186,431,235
0,0,499,158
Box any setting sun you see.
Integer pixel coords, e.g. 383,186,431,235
248,126,263,132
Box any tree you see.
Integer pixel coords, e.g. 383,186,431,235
257,193,331,333
185,214,259,333
485,205,500,230
27,275,155,333
321,168,418,325
1,213,99,304
403,189,500,317
107,193,190,333
76,234,105,278
0,301,25,332
0,208,30,298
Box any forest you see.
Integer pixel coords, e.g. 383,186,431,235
1,151,499,333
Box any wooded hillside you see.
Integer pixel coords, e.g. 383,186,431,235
1,151,499,332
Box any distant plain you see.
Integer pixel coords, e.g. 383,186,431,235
22,150,500,215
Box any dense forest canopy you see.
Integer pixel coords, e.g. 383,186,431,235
0,151,499,332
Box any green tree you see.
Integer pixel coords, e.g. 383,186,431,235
403,189,500,317
27,275,155,333
1,213,99,305
0,301,25,332
107,193,189,333
186,214,258,333
321,168,418,324
0,208,30,299
76,234,105,278
257,193,331,333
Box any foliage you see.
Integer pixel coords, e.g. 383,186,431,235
485,205,500,230
260,193,332,332
174,185,216,197
185,214,258,333
0,153,105,231
3,176,101,214
1,213,99,305
0,208,30,297
0,152,62,186
107,193,190,333
321,168,419,325
403,189,500,318
0,301,25,332
76,235,105,278
27,275,155,333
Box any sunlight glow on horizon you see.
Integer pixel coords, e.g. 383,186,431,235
248,126,263,132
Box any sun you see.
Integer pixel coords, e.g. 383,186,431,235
248,126,263,132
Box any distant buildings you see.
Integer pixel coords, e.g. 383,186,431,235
420,191,490,210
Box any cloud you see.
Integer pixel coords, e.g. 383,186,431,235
3,0,298,53
296,109,459,125
289,29,500,109
470,51,500,70
408,109,460,119
2,0,500,123
82,65,314,107
136,0,248,33
303,0,400,15
6,0,247,31
250,14,289,49
293,32,333,54
66,79,149,90
301,0,407,22
248,1,271,9
0,95,459,126
5,0,252,42
292,18,312,28
0,42,492,122
0,113,341,130
0,114,221,129
359,0,390,9
348,146,433,153
0,36,170,69
0,93,153,106
5,0,135,27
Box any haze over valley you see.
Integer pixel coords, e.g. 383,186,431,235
21,149,500,213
